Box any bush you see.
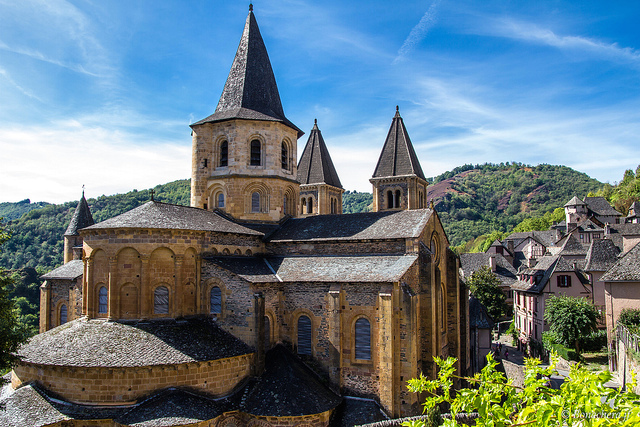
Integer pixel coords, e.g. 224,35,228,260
506,321,518,346
619,308,640,329
542,331,580,361
578,330,607,352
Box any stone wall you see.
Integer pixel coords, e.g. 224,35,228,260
12,353,253,404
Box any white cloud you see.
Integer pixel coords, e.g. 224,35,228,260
0,68,44,101
395,0,441,62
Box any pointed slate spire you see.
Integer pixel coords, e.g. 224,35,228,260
297,119,342,188
64,191,95,236
372,106,425,180
191,6,302,137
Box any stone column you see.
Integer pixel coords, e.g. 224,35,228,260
327,284,342,386
195,255,202,314
107,257,118,320
84,258,93,317
253,292,265,375
140,255,150,319
39,283,51,333
174,255,184,318
378,285,395,415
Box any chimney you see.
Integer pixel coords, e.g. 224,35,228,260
604,223,610,236
489,254,497,272
506,240,514,256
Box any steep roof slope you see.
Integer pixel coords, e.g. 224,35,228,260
601,242,640,282
64,193,94,236
372,107,425,180
297,120,342,188
584,239,621,272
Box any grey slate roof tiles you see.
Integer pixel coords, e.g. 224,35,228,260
190,10,302,137
459,253,518,287
17,317,252,368
469,296,494,329
584,196,623,217
64,193,95,236
268,209,432,242
297,120,342,188
627,201,640,220
584,239,621,272
83,201,262,236
372,107,426,180
558,234,589,256
40,259,83,280
205,254,419,283
564,196,587,207
601,241,640,282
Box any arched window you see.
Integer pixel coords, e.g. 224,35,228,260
98,286,108,314
307,198,313,214
355,317,371,360
301,198,306,214
387,190,393,209
220,140,228,167
250,139,261,166
154,286,169,314
217,192,225,208
265,315,271,349
210,286,221,314
251,192,260,212
395,190,401,208
281,141,288,170
297,315,312,355
60,304,68,325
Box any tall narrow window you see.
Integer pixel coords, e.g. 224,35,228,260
250,140,261,166
265,315,271,349
297,315,312,355
251,192,261,213
98,286,108,314
220,140,228,167
210,286,221,314
387,190,393,209
355,318,371,360
331,198,336,214
395,190,401,208
60,304,68,325
154,286,169,314
307,198,313,214
281,141,288,170
217,193,225,208
283,195,287,215
301,198,306,214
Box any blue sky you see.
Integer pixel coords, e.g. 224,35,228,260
1,0,640,204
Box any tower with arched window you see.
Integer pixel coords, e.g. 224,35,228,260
297,119,344,215
370,107,429,212
189,8,302,222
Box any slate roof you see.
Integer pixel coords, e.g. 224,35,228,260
469,296,494,329
83,201,262,236
205,254,419,283
190,9,302,137
512,255,588,294
564,196,587,207
372,107,426,180
333,397,388,427
268,209,433,242
297,120,342,188
585,196,622,218
40,259,83,280
233,345,341,417
64,193,95,236
459,253,518,287
504,230,558,248
558,234,589,256
627,201,640,220
584,239,621,272
601,242,640,282
17,317,252,368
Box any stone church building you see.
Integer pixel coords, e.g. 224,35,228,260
5,7,469,427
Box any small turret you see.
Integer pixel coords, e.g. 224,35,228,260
64,191,94,263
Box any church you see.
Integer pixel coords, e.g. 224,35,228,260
4,6,468,426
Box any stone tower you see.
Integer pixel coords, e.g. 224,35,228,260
63,191,94,264
297,119,344,215
370,107,428,212
190,6,303,222
564,196,588,230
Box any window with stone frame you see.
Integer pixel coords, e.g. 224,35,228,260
354,317,371,360
281,141,288,170
60,304,67,325
250,139,261,166
98,286,108,314
387,190,393,209
210,286,222,314
154,286,169,314
306,197,313,214
395,190,401,208
297,315,312,355
251,192,261,212
216,192,225,208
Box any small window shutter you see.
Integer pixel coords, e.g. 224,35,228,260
355,318,371,360
60,304,67,324
298,316,312,355
154,286,169,314
210,287,221,314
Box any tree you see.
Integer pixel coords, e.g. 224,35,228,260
467,266,508,321
404,353,640,427
543,295,600,355
0,219,27,376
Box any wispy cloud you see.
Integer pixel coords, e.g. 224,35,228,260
0,68,43,101
395,0,441,62
492,19,640,64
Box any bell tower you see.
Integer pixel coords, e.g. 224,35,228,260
190,5,303,222
370,107,428,212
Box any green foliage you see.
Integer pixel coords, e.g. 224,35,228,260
618,308,640,334
578,330,607,353
544,296,600,354
467,266,508,321
342,191,372,213
0,199,51,221
405,353,640,426
542,332,580,362
506,321,518,346
593,165,640,214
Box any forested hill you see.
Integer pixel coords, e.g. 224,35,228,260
1,163,605,272
427,163,603,246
